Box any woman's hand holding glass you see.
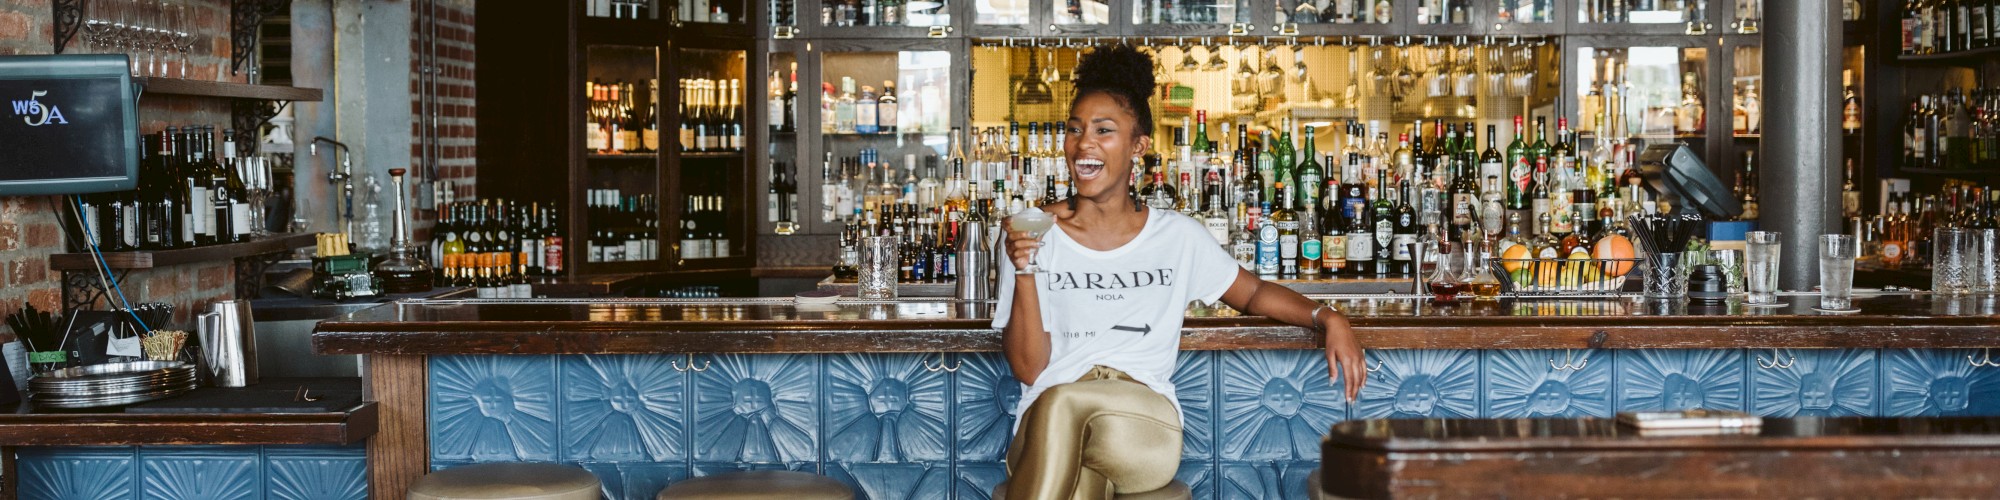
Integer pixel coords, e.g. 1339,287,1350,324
1007,213,1057,275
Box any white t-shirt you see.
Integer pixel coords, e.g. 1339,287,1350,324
992,207,1242,427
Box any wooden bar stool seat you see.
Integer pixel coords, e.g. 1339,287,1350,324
655,471,854,500
407,463,600,500
991,479,1193,500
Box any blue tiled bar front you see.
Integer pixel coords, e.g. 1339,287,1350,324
310,295,2000,499
14,445,370,499
425,348,2000,500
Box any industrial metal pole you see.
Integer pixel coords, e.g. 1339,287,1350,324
1761,0,1843,291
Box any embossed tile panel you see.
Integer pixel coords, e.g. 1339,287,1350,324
1175,458,1218,500
17,445,367,500
560,354,690,462
264,446,369,500
1885,348,2000,416
1219,350,1352,461
955,353,1022,462
826,461,953,499
692,354,821,464
1175,351,1217,461
1353,350,1481,420
139,446,261,500
825,353,952,463
954,462,1009,500
575,461,690,500
17,447,137,500
1750,349,1879,417
1218,460,1320,500
1486,349,1614,418
1615,349,1747,411
430,355,560,462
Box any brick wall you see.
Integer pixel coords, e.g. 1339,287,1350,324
414,0,476,202
1,0,249,329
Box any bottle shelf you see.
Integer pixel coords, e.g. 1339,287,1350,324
49,233,317,272
678,152,747,159
133,78,324,102
1900,168,2000,179
587,153,660,160
1895,46,2000,67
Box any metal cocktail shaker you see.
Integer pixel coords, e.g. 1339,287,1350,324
956,219,991,301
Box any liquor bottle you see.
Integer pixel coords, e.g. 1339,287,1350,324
1321,178,1347,276
1256,200,1282,278
856,84,879,135
215,129,249,243
1532,213,1560,260
1392,180,1419,275
1258,130,1279,201
1275,120,1297,199
1346,183,1376,276
1371,169,1395,276
1743,82,1763,135
878,80,899,134
1297,126,1324,212
1740,151,1761,220
1232,199,1258,271
1392,132,1414,183
1450,142,1480,237
1299,195,1322,280
836,77,858,133
1505,117,1531,213
1273,183,1300,277
1549,118,1575,235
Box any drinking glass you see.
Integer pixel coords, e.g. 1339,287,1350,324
1010,212,1056,274
1643,252,1687,300
1709,249,1743,294
1934,227,1972,295
858,235,899,299
1818,234,1858,311
1744,231,1782,306
1973,228,2000,293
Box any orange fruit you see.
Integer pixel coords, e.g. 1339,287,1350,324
1500,244,1532,272
1593,234,1637,276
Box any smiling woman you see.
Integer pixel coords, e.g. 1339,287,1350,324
991,44,1367,500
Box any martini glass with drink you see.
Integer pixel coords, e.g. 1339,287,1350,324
1011,212,1057,274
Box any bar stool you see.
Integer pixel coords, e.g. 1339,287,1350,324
990,479,1194,500
407,463,600,500
1306,466,1333,500
655,471,854,499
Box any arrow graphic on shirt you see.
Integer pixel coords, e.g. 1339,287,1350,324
1110,324,1152,336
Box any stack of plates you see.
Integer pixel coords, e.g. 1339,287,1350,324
31,361,198,409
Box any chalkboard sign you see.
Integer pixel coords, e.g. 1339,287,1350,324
0,55,137,195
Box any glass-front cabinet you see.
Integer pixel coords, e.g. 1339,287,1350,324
673,46,755,268
581,44,665,272
759,40,961,251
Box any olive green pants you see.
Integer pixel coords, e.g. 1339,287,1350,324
1006,365,1184,500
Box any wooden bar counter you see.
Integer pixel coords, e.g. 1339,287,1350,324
1322,416,2000,497
314,293,2000,354
310,292,2000,499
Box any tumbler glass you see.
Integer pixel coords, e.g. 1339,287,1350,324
1974,228,2000,293
858,235,900,299
1709,249,1744,294
1643,252,1687,300
1745,231,1782,306
1934,227,1972,295
1819,234,1858,311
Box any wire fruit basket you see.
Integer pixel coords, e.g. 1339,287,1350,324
1491,257,1641,297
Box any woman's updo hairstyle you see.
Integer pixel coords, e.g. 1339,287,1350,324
1071,44,1156,133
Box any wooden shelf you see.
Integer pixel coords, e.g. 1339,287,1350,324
586,153,659,160
134,78,324,101
1899,168,2000,179
1895,46,2000,67
49,233,316,272
679,152,745,159
0,397,373,446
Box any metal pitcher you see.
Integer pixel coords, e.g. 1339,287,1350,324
197,300,259,387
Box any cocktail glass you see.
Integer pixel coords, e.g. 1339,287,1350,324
1011,212,1056,275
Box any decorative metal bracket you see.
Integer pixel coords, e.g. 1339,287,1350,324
231,100,288,155
231,0,290,76
53,0,83,54
60,271,114,312
1549,349,1589,371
